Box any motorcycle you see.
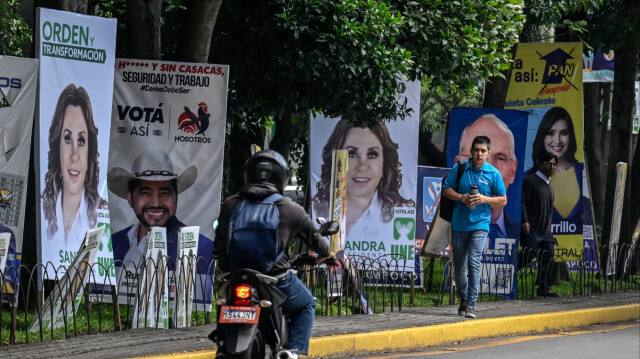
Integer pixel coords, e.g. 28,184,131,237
209,220,339,359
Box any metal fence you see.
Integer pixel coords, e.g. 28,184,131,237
1,242,638,345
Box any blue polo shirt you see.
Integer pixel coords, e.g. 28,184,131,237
443,159,506,232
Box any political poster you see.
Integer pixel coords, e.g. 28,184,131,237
329,149,348,253
0,56,38,304
310,78,420,281
446,107,529,299
133,227,169,329
27,226,104,333
109,59,228,309
582,46,614,83
173,226,199,328
415,166,451,287
35,9,116,282
505,42,585,263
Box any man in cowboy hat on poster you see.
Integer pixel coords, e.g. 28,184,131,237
108,149,214,300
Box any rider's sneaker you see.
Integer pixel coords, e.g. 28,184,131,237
276,349,299,359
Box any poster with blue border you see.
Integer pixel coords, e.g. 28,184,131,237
446,107,529,299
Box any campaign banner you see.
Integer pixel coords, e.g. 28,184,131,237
35,9,116,281
0,56,38,254
415,166,451,286
27,226,104,333
446,107,529,299
606,163,627,276
310,78,419,279
133,227,169,329
173,226,199,328
109,59,228,309
583,46,614,83
329,149,348,253
505,42,585,263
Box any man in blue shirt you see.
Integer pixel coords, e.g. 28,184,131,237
443,135,507,318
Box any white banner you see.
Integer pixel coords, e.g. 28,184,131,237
36,9,116,280
28,226,105,333
0,56,38,255
109,59,228,308
310,79,420,271
133,227,169,329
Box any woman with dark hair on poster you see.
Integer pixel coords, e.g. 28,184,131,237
313,119,414,237
529,106,583,224
41,84,107,254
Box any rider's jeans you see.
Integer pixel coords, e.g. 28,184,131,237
275,271,316,354
451,229,489,310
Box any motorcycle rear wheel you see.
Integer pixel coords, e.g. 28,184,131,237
216,330,265,359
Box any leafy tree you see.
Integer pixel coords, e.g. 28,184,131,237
0,0,31,56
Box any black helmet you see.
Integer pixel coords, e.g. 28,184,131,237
244,150,290,193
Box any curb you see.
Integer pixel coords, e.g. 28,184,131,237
139,304,640,359
307,303,640,357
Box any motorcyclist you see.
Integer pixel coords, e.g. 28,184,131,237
214,149,335,358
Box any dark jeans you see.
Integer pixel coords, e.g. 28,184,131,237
523,231,556,293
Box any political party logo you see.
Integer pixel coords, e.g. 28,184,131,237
538,47,579,96
115,103,165,137
175,102,212,144
393,217,415,242
423,177,442,222
0,189,13,208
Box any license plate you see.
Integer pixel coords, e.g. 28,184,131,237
219,306,260,324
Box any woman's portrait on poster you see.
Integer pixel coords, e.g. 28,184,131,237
312,119,415,238
41,83,108,253
529,106,583,224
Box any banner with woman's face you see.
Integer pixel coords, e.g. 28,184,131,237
36,9,116,278
505,42,586,264
310,79,419,269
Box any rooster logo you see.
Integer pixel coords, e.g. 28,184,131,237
178,102,210,135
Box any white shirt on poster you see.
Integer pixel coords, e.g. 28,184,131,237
121,222,149,269
347,191,394,244
43,190,91,266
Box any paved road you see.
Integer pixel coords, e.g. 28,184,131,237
346,321,640,358
0,291,638,358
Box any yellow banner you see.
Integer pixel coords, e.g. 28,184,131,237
506,42,584,262
329,150,348,253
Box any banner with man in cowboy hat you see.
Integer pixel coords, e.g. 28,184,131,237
106,59,229,309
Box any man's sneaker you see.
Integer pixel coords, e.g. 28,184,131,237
465,307,476,318
457,301,467,316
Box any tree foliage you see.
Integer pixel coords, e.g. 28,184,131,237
0,0,31,57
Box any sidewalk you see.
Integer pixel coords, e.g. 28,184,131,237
1,292,638,358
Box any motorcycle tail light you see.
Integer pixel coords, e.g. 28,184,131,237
234,284,253,305
235,285,251,299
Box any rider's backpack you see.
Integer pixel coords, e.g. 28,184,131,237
227,193,284,273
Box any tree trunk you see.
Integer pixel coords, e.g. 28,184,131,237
583,83,604,244
482,24,540,109
602,26,637,249
178,0,223,63
126,0,162,59
52,0,87,13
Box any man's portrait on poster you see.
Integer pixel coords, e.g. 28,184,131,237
108,149,212,270
312,119,415,238
454,114,519,240
41,83,107,252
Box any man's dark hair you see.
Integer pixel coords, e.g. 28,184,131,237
471,135,491,151
128,178,178,195
537,151,558,167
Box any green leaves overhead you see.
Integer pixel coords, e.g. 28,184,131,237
211,0,525,130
